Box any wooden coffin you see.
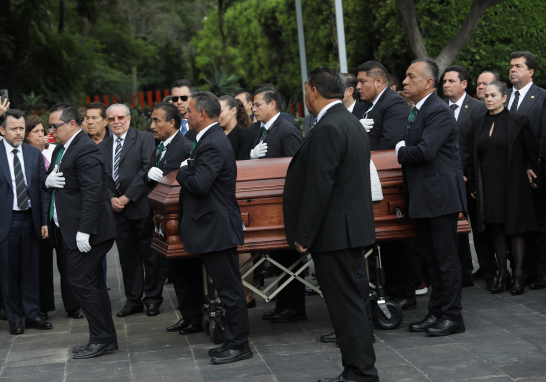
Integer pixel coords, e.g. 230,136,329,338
149,150,471,258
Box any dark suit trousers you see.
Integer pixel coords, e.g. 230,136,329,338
271,249,306,315
418,214,463,320
170,257,203,323
201,247,250,350
0,210,40,323
356,251,374,335
116,213,163,308
313,247,378,382
53,226,80,312
382,240,416,299
531,192,546,276
39,237,55,313
65,238,117,344
467,197,497,280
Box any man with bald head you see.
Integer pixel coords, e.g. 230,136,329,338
476,71,501,102
397,59,466,337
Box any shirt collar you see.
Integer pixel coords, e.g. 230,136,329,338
113,130,128,142
161,130,179,146
316,100,342,122
347,100,357,113
260,112,281,131
448,92,466,108
513,81,533,96
371,86,388,105
3,138,21,155
63,129,82,151
196,122,217,142
415,92,434,110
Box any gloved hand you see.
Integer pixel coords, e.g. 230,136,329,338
250,142,268,159
395,140,406,156
180,159,188,168
45,165,65,189
148,167,163,181
76,232,91,253
360,118,374,132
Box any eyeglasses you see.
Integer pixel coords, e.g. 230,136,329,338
172,96,189,103
252,102,265,109
48,121,68,131
107,115,130,123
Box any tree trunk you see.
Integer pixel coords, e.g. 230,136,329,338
395,0,507,73
59,0,66,33
218,0,227,65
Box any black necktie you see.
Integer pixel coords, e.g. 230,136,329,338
511,90,520,111
12,149,29,210
450,104,459,118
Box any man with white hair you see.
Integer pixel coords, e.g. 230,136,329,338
98,104,159,317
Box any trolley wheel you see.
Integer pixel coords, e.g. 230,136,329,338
202,312,211,336
209,315,226,344
374,301,403,330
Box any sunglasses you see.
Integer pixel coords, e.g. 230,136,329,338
107,115,129,123
172,96,189,103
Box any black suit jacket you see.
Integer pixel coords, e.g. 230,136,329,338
444,93,487,173
99,128,155,221
176,124,244,254
184,129,197,142
398,92,466,219
505,83,546,139
0,142,48,242
249,115,302,158
145,130,193,187
227,125,254,160
41,131,117,250
354,87,410,150
283,103,375,252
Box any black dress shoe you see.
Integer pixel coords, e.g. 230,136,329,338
511,275,525,295
73,342,118,359
208,342,227,356
9,322,23,335
39,312,48,320
146,304,160,316
210,345,253,364
73,341,118,353
271,309,307,323
247,299,256,309
68,309,84,319
306,287,320,296
318,374,353,382
472,268,482,280
320,332,337,343
167,317,192,332
491,272,511,294
0,309,7,320
179,322,203,335
409,313,440,332
485,277,495,292
426,319,465,336
25,317,52,330
530,275,546,289
393,298,416,311
116,305,144,317
262,308,281,320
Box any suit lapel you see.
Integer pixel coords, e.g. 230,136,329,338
193,124,219,157
517,84,540,116
59,131,84,171
265,118,281,143
162,131,181,165
504,89,513,109
0,143,12,187
119,128,135,164
22,144,32,189
457,94,471,126
104,135,113,173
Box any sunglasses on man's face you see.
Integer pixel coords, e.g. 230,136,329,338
172,96,189,103
107,115,129,123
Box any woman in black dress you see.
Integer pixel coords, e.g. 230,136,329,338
467,81,538,295
218,95,256,307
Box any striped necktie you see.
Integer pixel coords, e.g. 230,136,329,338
113,137,123,195
156,143,165,166
407,107,418,129
12,149,29,210
510,90,520,111
49,146,65,220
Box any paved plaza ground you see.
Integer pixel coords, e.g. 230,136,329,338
0,244,545,382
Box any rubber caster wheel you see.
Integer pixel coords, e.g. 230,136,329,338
374,301,403,330
202,312,211,336
209,316,226,344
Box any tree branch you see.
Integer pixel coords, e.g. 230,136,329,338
394,0,431,60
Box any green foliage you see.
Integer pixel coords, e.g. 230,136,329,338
20,92,46,113
201,66,243,96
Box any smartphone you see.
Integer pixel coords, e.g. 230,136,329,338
0,89,9,109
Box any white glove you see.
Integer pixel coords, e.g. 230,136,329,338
45,165,65,189
76,232,91,253
148,167,163,181
360,118,374,132
395,140,406,156
180,159,188,168
250,142,268,159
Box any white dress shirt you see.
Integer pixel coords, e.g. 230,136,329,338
3,139,30,211
261,112,281,131
414,92,434,110
508,81,533,110
53,129,82,227
196,122,218,142
448,92,466,121
347,100,357,114
316,100,342,123
365,86,388,117
111,131,128,179
158,130,179,162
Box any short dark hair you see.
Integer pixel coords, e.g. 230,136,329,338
254,86,282,112
86,102,108,119
192,92,221,119
510,51,538,80
1,109,25,128
445,65,469,83
341,73,358,100
357,61,389,82
486,81,508,98
411,59,440,88
154,102,182,129
170,79,194,93
235,91,252,104
308,66,345,100
387,74,400,90
50,102,81,127
480,70,501,82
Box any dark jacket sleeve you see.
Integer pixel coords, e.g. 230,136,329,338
38,153,49,226
521,116,539,173
237,128,255,161
282,126,303,157
75,147,104,235
378,99,410,150
466,119,479,194
124,133,155,202
176,143,223,196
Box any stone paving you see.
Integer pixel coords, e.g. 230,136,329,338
0,244,545,382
